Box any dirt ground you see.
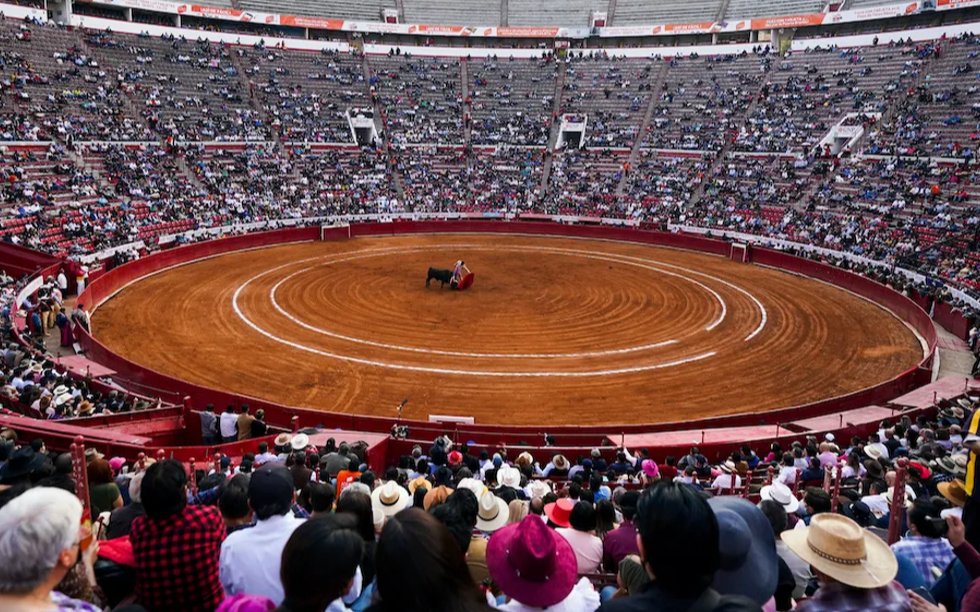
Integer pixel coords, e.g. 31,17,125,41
92,234,925,426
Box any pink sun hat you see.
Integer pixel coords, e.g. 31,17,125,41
641,459,660,479
486,514,578,608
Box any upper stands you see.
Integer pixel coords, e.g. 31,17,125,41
240,0,394,20
507,0,600,27
401,0,500,26
725,0,825,19
613,0,721,27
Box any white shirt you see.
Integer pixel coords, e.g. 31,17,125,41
861,494,892,518
495,577,600,612
556,528,603,574
711,473,742,491
219,412,238,438
254,452,280,465
220,514,304,604
777,466,798,486
57,272,68,290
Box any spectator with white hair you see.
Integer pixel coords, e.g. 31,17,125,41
0,487,102,612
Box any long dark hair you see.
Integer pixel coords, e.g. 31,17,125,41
280,514,363,612
372,508,493,612
595,498,617,539
335,490,375,543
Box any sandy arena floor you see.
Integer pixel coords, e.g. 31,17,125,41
91,234,925,426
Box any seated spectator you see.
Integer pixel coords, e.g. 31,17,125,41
557,501,603,574
106,471,146,539
598,481,760,611
276,514,363,612
218,474,254,533
130,458,226,612
221,464,304,604
782,513,909,610
368,508,493,612
488,513,599,611
307,482,336,517
87,458,123,516
0,487,102,612
603,490,640,572
890,498,954,588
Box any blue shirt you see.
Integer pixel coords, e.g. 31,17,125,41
890,535,955,587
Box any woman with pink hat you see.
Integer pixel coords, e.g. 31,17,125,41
488,513,600,611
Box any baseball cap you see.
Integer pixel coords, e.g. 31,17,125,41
248,464,294,510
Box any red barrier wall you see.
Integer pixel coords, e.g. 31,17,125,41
70,221,939,458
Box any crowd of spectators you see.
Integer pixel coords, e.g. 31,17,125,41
1,392,980,611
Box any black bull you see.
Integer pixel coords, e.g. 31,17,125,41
426,267,454,288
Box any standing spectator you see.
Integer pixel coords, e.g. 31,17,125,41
603,490,640,572
220,406,238,444
130,459,226,612
220,464,303,604
557,501,603,574
200,404,218,446
368,508,493,612
0,487,102,612
236,405,255,442
782,513,909,610
276,514,363,612
598,482,761,612
107,472,147,539
250,409,268,439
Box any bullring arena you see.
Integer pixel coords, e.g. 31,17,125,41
91,229,925,426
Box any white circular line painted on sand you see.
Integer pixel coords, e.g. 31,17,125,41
266,245,723,358
229,242,767,376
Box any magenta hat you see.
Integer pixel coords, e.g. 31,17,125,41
641,459,659,479
109,457,126,472
486,514,578,608
216,594,275,612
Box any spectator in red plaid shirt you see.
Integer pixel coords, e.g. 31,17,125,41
130,459,226,612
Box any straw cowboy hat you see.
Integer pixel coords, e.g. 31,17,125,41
371,481,410,517
290,433,309,451
782,513,898,589
552,455,569,471
423,485,453,510
274,433,291,447
719,460,737,474
759,481,800,514
497,466,521,489
486,514,578,608
939,479,968,508
407,476,431,495
476,491,510,533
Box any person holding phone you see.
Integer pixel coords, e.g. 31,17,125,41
908,515,980,612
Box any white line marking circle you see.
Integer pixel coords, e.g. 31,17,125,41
267,245,727,358
230,244,768,377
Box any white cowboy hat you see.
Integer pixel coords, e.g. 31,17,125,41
497,466,521,489
526,479,552,499
54,392,73,407
719,460,737,474
476,491,510,533
52,385,68,396
863,446,882,460
290,433,309,451
882,486,916,508
782,513,897,589
371,481,410,517
759,482,799,514
456,477,486,498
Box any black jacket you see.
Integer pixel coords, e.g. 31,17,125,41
106,502,146,540
598,584,762,612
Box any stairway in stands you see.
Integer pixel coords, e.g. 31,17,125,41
615,60,669,197
538,54,567,200
361,53,407,200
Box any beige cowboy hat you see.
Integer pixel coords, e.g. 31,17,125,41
407,475,431,494
274,433,292,447
371,481,410,517
782,513,898,589
476,490,510,533
552,455,569,471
